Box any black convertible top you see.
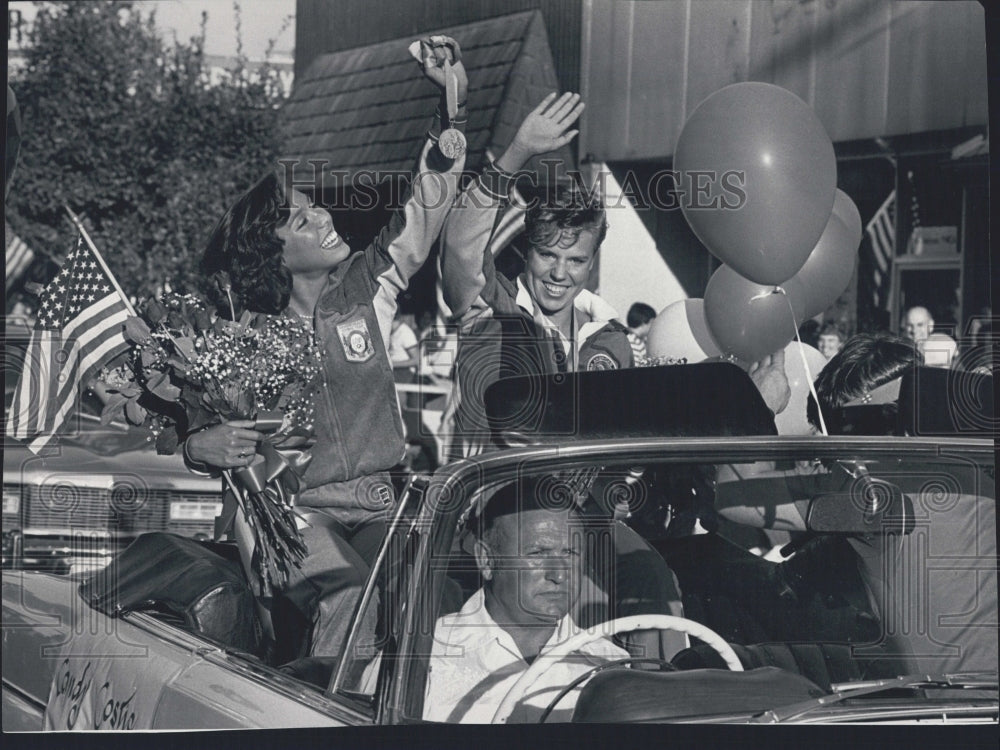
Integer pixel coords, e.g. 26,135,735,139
483,362,777,446
896,366,994,437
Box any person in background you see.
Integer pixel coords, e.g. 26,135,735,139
816,321,845,360
902,305,934,344
902,305,956,368
389,313,420,371
626,302,657,365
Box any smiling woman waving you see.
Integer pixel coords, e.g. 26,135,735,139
188,35,468,661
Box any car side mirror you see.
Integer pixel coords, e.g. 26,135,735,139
805,478,914,534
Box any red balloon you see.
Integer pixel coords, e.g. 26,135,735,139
675,82,837,285
704,265,808,363
792,189,863,319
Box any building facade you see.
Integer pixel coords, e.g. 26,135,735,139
289,0,989,336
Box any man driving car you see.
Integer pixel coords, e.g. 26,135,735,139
423,476,628,723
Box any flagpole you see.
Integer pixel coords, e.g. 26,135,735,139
63,205,137,316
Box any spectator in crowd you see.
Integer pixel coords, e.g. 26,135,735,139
389,313,420,371
626,302,657,365
816,321,845,360
902,305,934,343
423,476,628,723
415,309,436,341
186,35,468,660
902,305,956,368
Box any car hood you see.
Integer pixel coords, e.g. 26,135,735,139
4,423,217,493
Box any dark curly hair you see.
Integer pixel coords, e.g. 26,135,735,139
202,171,292,317
524,187,608,253
807,332,920,434
627,302,657,329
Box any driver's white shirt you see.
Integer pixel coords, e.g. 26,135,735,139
423,588,628,723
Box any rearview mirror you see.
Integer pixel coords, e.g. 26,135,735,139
805,478,914,534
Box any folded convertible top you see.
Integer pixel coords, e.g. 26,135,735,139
484,362,778,446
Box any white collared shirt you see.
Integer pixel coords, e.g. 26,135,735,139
512,276,620,371
423,588,629,723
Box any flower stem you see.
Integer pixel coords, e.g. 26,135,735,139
158,322,191,363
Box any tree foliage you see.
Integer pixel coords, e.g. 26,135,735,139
7,1,287,301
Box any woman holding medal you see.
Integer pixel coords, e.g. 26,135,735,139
187,35,468,661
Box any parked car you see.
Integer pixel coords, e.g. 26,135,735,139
2,365,996,728
3,323,223,573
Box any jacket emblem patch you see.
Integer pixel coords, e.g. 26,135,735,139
586,352,618,371
337,318,375,363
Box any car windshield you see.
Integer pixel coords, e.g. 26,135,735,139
370,438,996,724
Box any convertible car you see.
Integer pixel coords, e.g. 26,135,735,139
3,322,223,573
2,364,996,728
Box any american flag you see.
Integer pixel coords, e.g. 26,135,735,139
6,235,131,453
5,227,34,292
865,189,896,309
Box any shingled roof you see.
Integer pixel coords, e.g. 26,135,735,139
280,10,575,183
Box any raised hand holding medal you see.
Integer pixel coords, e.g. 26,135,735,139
438,60,466,159
410,35,468,159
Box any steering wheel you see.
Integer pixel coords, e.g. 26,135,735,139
538,657,676,723
491,614,743,724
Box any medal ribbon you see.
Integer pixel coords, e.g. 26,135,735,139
443,59,459,127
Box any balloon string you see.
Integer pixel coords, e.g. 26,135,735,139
780,294,829,437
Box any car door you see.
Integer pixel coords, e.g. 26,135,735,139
18,573,355,730
325,475,434,723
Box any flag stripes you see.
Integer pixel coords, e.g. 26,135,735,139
30,320,130,453
865,189,896,309
6,236,131,453
5,230,34,291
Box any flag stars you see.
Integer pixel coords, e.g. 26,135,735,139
28,239,124,334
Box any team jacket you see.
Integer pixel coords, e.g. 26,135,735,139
438,167,633,459
296,138,465,506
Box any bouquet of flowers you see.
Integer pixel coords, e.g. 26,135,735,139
99,286,324,598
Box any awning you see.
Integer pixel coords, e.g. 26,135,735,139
280,10,575,183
